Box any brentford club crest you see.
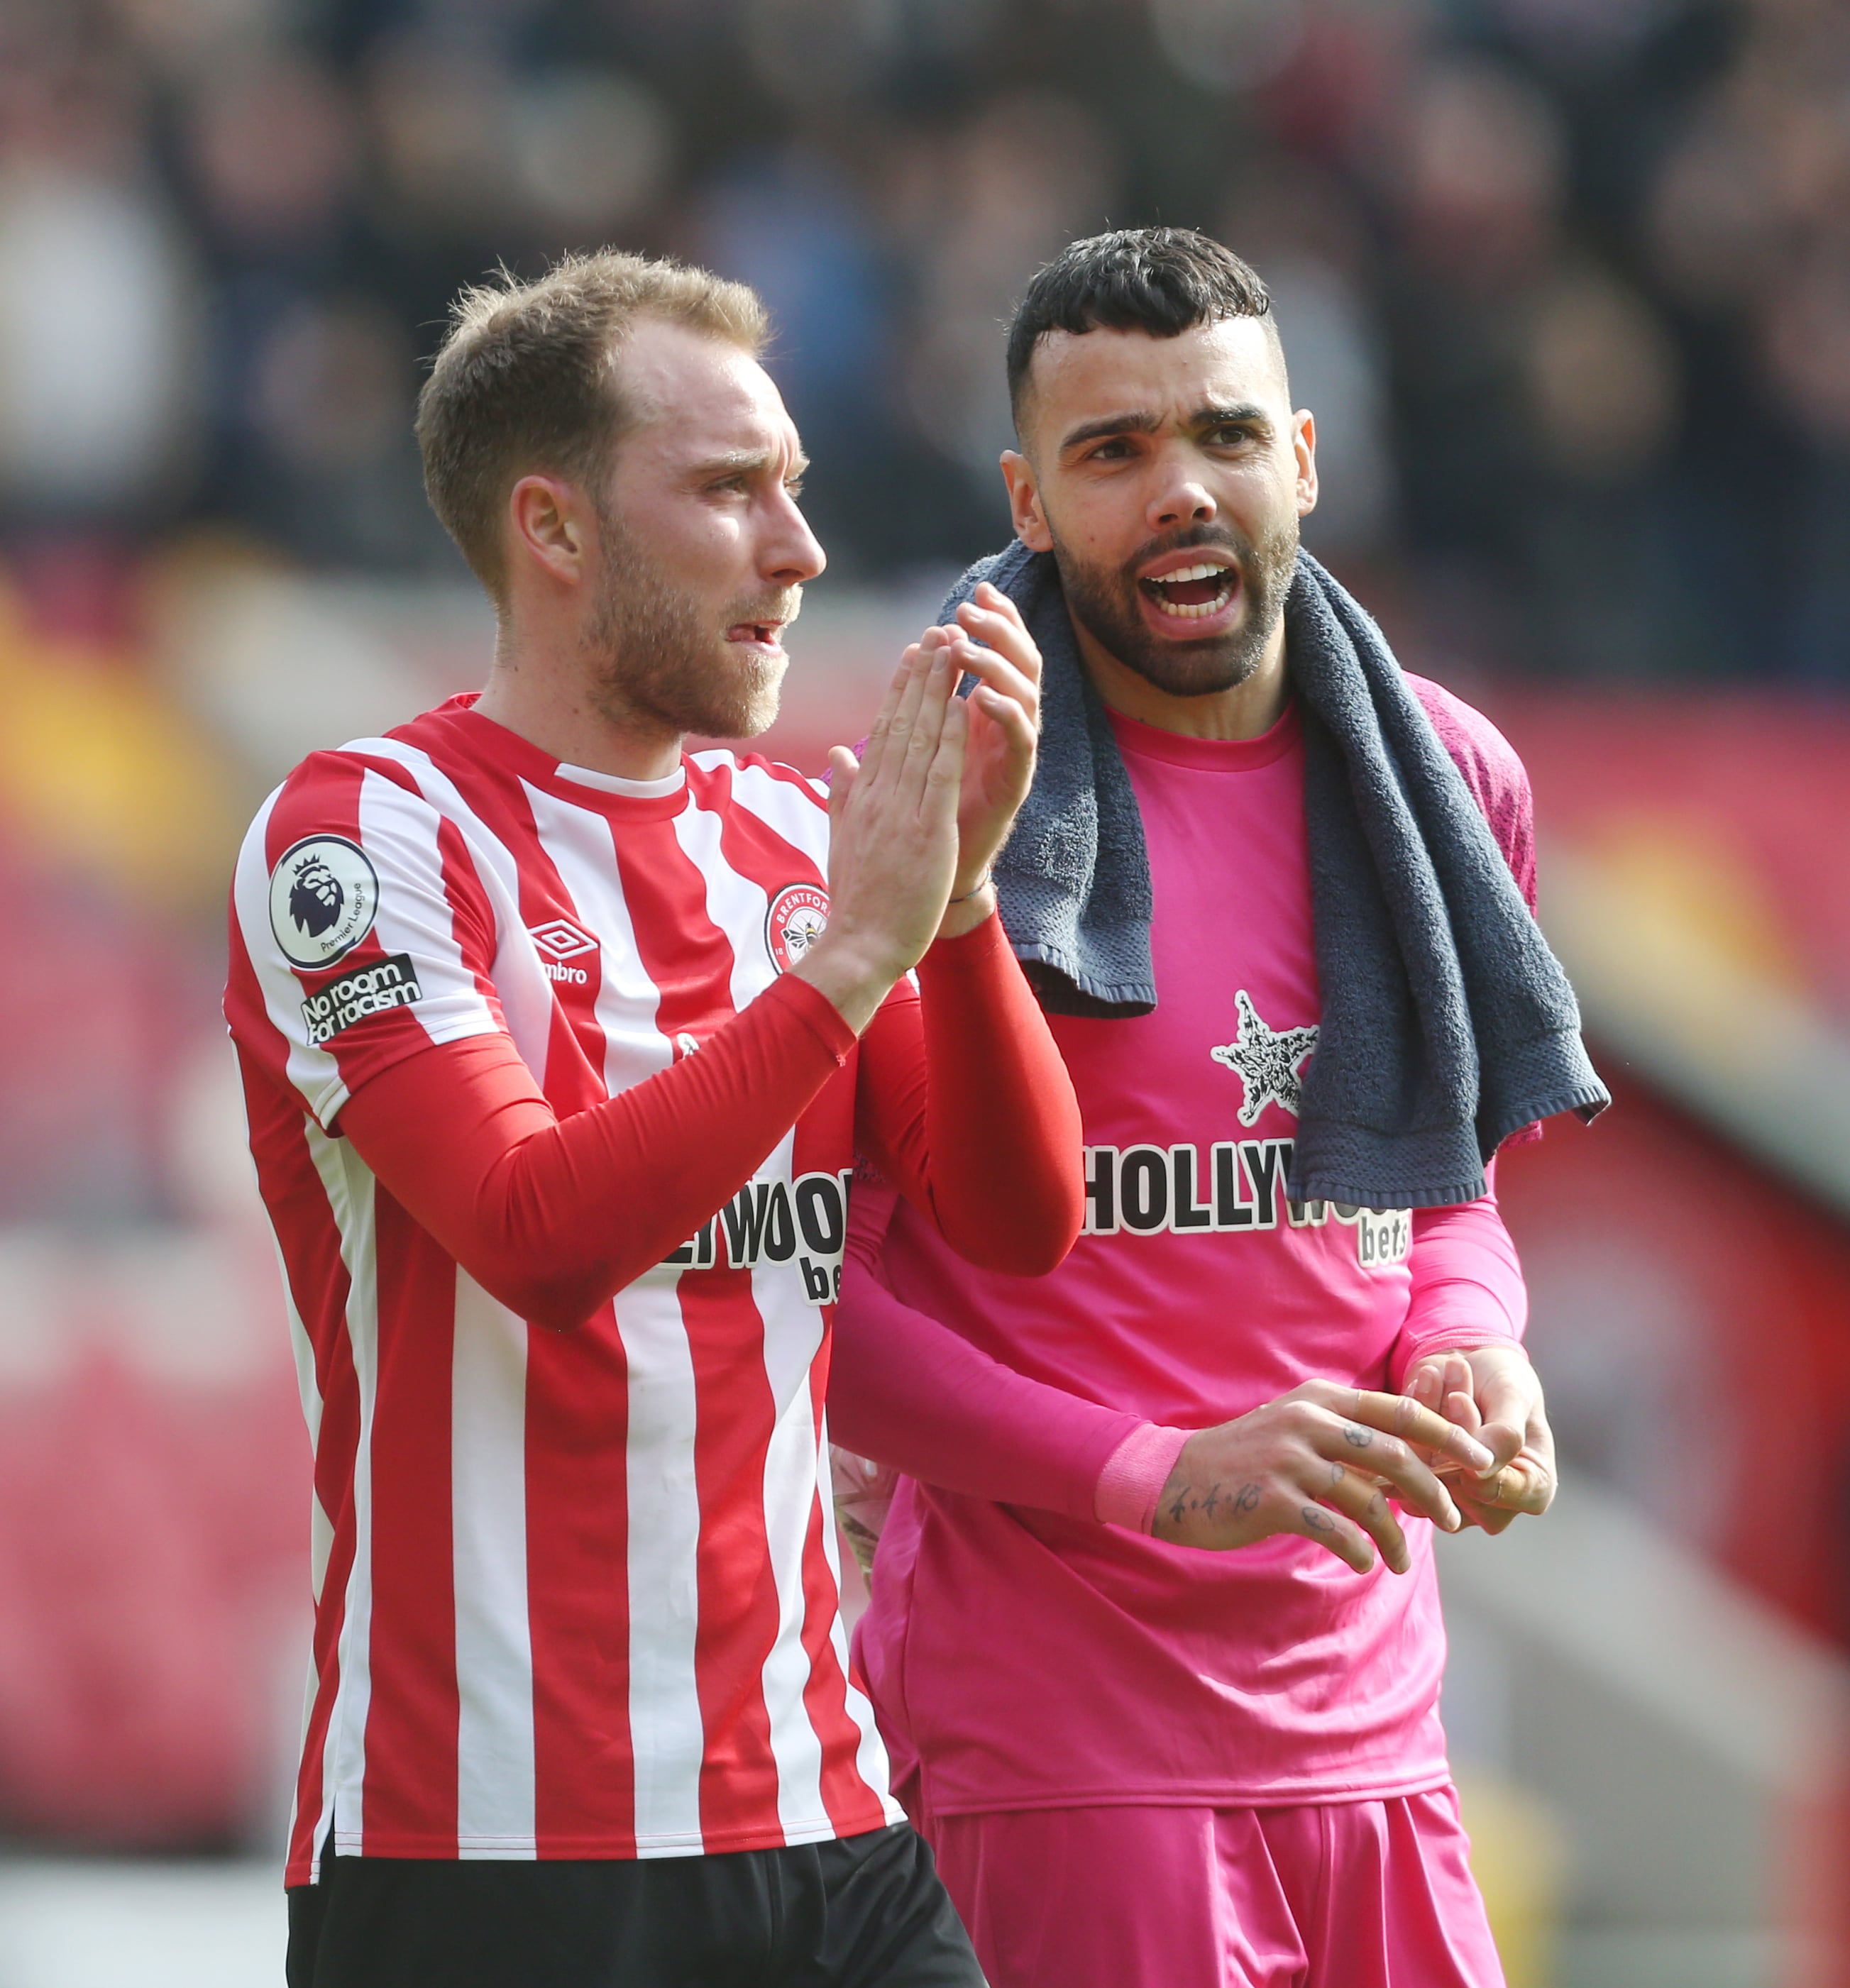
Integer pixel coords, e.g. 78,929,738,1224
765,883,829,973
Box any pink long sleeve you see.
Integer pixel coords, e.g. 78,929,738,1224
830,1178,1144,1522
1388,1170,1528,1391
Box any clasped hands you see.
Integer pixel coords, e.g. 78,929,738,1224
1152,1346,1557,1573
1401,1342,1556,1536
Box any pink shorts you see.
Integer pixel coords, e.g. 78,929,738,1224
923,1789,1504,1988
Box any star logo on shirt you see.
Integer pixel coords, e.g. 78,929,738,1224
1210,990,1319,1127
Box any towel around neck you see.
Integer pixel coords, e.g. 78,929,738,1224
940,540,1608,1210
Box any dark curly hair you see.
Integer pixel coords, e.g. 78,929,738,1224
1005,228,1277,433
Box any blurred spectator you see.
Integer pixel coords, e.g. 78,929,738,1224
243,293,448,566
1763,251,1850,680
504,68,673,245
0,16,200,524
742,0,901,109
0,165,200,521
1151,0,1308,95
1223,162,1394,563
900,91,1120,474
184,48,357,257
695,143,898,571
360,33,519,253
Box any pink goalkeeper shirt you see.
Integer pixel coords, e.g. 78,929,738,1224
832,683,1531,1820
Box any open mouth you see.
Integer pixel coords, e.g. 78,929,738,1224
1138,559,1238,622
725,621,786,651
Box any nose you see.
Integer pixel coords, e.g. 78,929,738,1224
1147,453,1218,534
765,484,826,586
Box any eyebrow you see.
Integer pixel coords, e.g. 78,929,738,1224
691,448,810,480
1057,402,1274,456
1058,409,1158,455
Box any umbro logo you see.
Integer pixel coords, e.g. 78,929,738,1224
529,917,598,985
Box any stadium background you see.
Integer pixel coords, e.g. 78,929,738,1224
1,0,1847,1982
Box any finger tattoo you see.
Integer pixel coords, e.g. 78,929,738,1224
1342,1424,1373,1448
1328,1462,1346,1489
1301,1506,1336,1533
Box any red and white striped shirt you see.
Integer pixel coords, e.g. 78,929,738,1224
229,696,908,1882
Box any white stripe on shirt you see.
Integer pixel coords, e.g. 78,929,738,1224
451,1269,537,1856
751,1126,833,1843
612,1276,707,1855
345,740,554,1084
304,1122,380,1865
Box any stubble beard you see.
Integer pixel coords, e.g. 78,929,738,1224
1052,513,1301,700
581,513,794,741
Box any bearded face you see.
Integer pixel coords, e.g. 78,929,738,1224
1052,512,1300,702
580,507,796,742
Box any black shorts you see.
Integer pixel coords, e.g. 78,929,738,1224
285,1821,985,1988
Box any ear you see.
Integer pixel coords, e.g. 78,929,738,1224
508,474,595,587
1292,409,1319,519
1001,450,1052,553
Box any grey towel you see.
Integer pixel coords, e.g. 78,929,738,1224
942,541,1609,1209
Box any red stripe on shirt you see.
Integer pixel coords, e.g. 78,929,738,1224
351,1194,461,1850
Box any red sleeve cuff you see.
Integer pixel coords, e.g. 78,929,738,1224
773,969,858,1063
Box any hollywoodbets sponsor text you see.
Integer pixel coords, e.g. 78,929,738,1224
1083,1137,1411,1272
661,1169,854,1306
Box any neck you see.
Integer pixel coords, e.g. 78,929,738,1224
474,617,684,782
1072,611,1290,741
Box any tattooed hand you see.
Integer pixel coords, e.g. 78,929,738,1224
1402,1344,1557,1535
1150,1380,1497,1574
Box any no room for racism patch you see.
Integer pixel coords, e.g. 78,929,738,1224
301,953,424,1047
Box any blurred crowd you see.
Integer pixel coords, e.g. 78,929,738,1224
0,0,1846,680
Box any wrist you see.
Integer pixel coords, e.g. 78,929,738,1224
935,882,997,940
791,929,904,1036
1391,1332,1524,1395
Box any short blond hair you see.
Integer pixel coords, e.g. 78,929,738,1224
417,249,768,596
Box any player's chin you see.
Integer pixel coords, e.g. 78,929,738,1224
1125,636,1257,700
702,645,786,739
